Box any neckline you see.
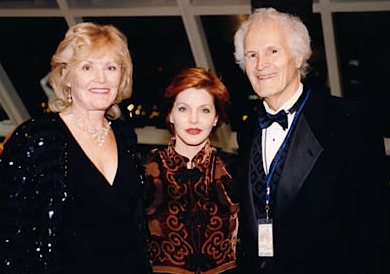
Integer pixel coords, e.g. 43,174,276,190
56,113,120,187
162,137,216,170
263,83,303,114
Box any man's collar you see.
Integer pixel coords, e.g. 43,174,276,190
264,83,303,114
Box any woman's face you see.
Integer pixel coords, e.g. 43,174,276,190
170,87,218,153
66,48,121,113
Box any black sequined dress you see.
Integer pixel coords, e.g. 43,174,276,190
0,113,150,274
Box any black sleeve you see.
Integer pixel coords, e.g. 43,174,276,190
0,118,67,274
344,106,389,274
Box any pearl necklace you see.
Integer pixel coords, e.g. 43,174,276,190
70,114,111,146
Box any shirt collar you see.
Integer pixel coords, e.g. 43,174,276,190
166,137,215,169
264,83,303,114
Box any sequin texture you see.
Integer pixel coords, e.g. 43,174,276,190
0,114,69,273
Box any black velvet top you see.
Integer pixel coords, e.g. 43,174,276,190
0,113,150,274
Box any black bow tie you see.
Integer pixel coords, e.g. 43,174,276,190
257,89,308,131
258,109,288,130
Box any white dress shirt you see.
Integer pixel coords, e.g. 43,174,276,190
262,83,303,174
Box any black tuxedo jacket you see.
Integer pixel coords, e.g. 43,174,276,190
228,86,388,274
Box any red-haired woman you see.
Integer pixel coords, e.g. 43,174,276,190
143,67,239,274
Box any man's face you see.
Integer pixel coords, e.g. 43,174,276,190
244,20,302,110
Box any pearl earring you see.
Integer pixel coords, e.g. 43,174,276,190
67,92,72,103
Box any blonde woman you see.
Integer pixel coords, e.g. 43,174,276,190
0,22,150,274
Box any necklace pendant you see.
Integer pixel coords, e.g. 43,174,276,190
71,114,111,146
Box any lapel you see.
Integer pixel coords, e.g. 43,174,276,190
274,114,323,220
274,86,328,220
232,86,330,233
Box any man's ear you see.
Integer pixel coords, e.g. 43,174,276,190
295,55,304,69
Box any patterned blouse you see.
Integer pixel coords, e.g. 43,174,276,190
144,138,239,274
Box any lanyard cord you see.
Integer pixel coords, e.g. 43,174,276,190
263,89,311,220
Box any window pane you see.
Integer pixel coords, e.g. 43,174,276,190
68,0,173,8
331,0,389,2
386,156,390,182
0,0,57,7
0,104,8,121
307,13,328,89
83,16,195,128
0,17,68,118
201,15,253,132
334,12,390,136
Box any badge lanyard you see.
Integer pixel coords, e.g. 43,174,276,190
262,89,311,221
258,89,311,257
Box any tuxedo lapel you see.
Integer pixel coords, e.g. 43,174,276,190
274,113,323,220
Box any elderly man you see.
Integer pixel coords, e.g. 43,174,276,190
229,7,388,274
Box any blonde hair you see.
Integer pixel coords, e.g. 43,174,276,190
49,22,133,119
234,7,312,78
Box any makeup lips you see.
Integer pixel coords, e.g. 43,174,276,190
89,88,110,94
186,128,201,135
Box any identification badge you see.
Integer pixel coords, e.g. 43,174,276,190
258,218,274,257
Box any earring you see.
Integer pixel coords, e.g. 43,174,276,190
67,92,72,103
214,120,218,126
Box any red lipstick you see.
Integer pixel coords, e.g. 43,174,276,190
186,128,201,135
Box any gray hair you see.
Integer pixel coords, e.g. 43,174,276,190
234,7,312,78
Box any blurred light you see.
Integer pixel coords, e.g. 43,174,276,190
249,94,260,100
127,104,134,111
137,105,142,110
141,111,146,116
149,110,160,119
135,109,140,115
242,114,248,121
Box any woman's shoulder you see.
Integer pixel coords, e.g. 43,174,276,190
215,149,237,166
111,118,137,147
11,112,64,136
141,148,166,181
4,113,67,150
142,148,162,166
0,112,68,175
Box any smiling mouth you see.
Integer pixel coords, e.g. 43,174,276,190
186,128,201,135
89,88,109,94
257,73,276,80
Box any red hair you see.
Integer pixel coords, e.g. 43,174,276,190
164,67,230,132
